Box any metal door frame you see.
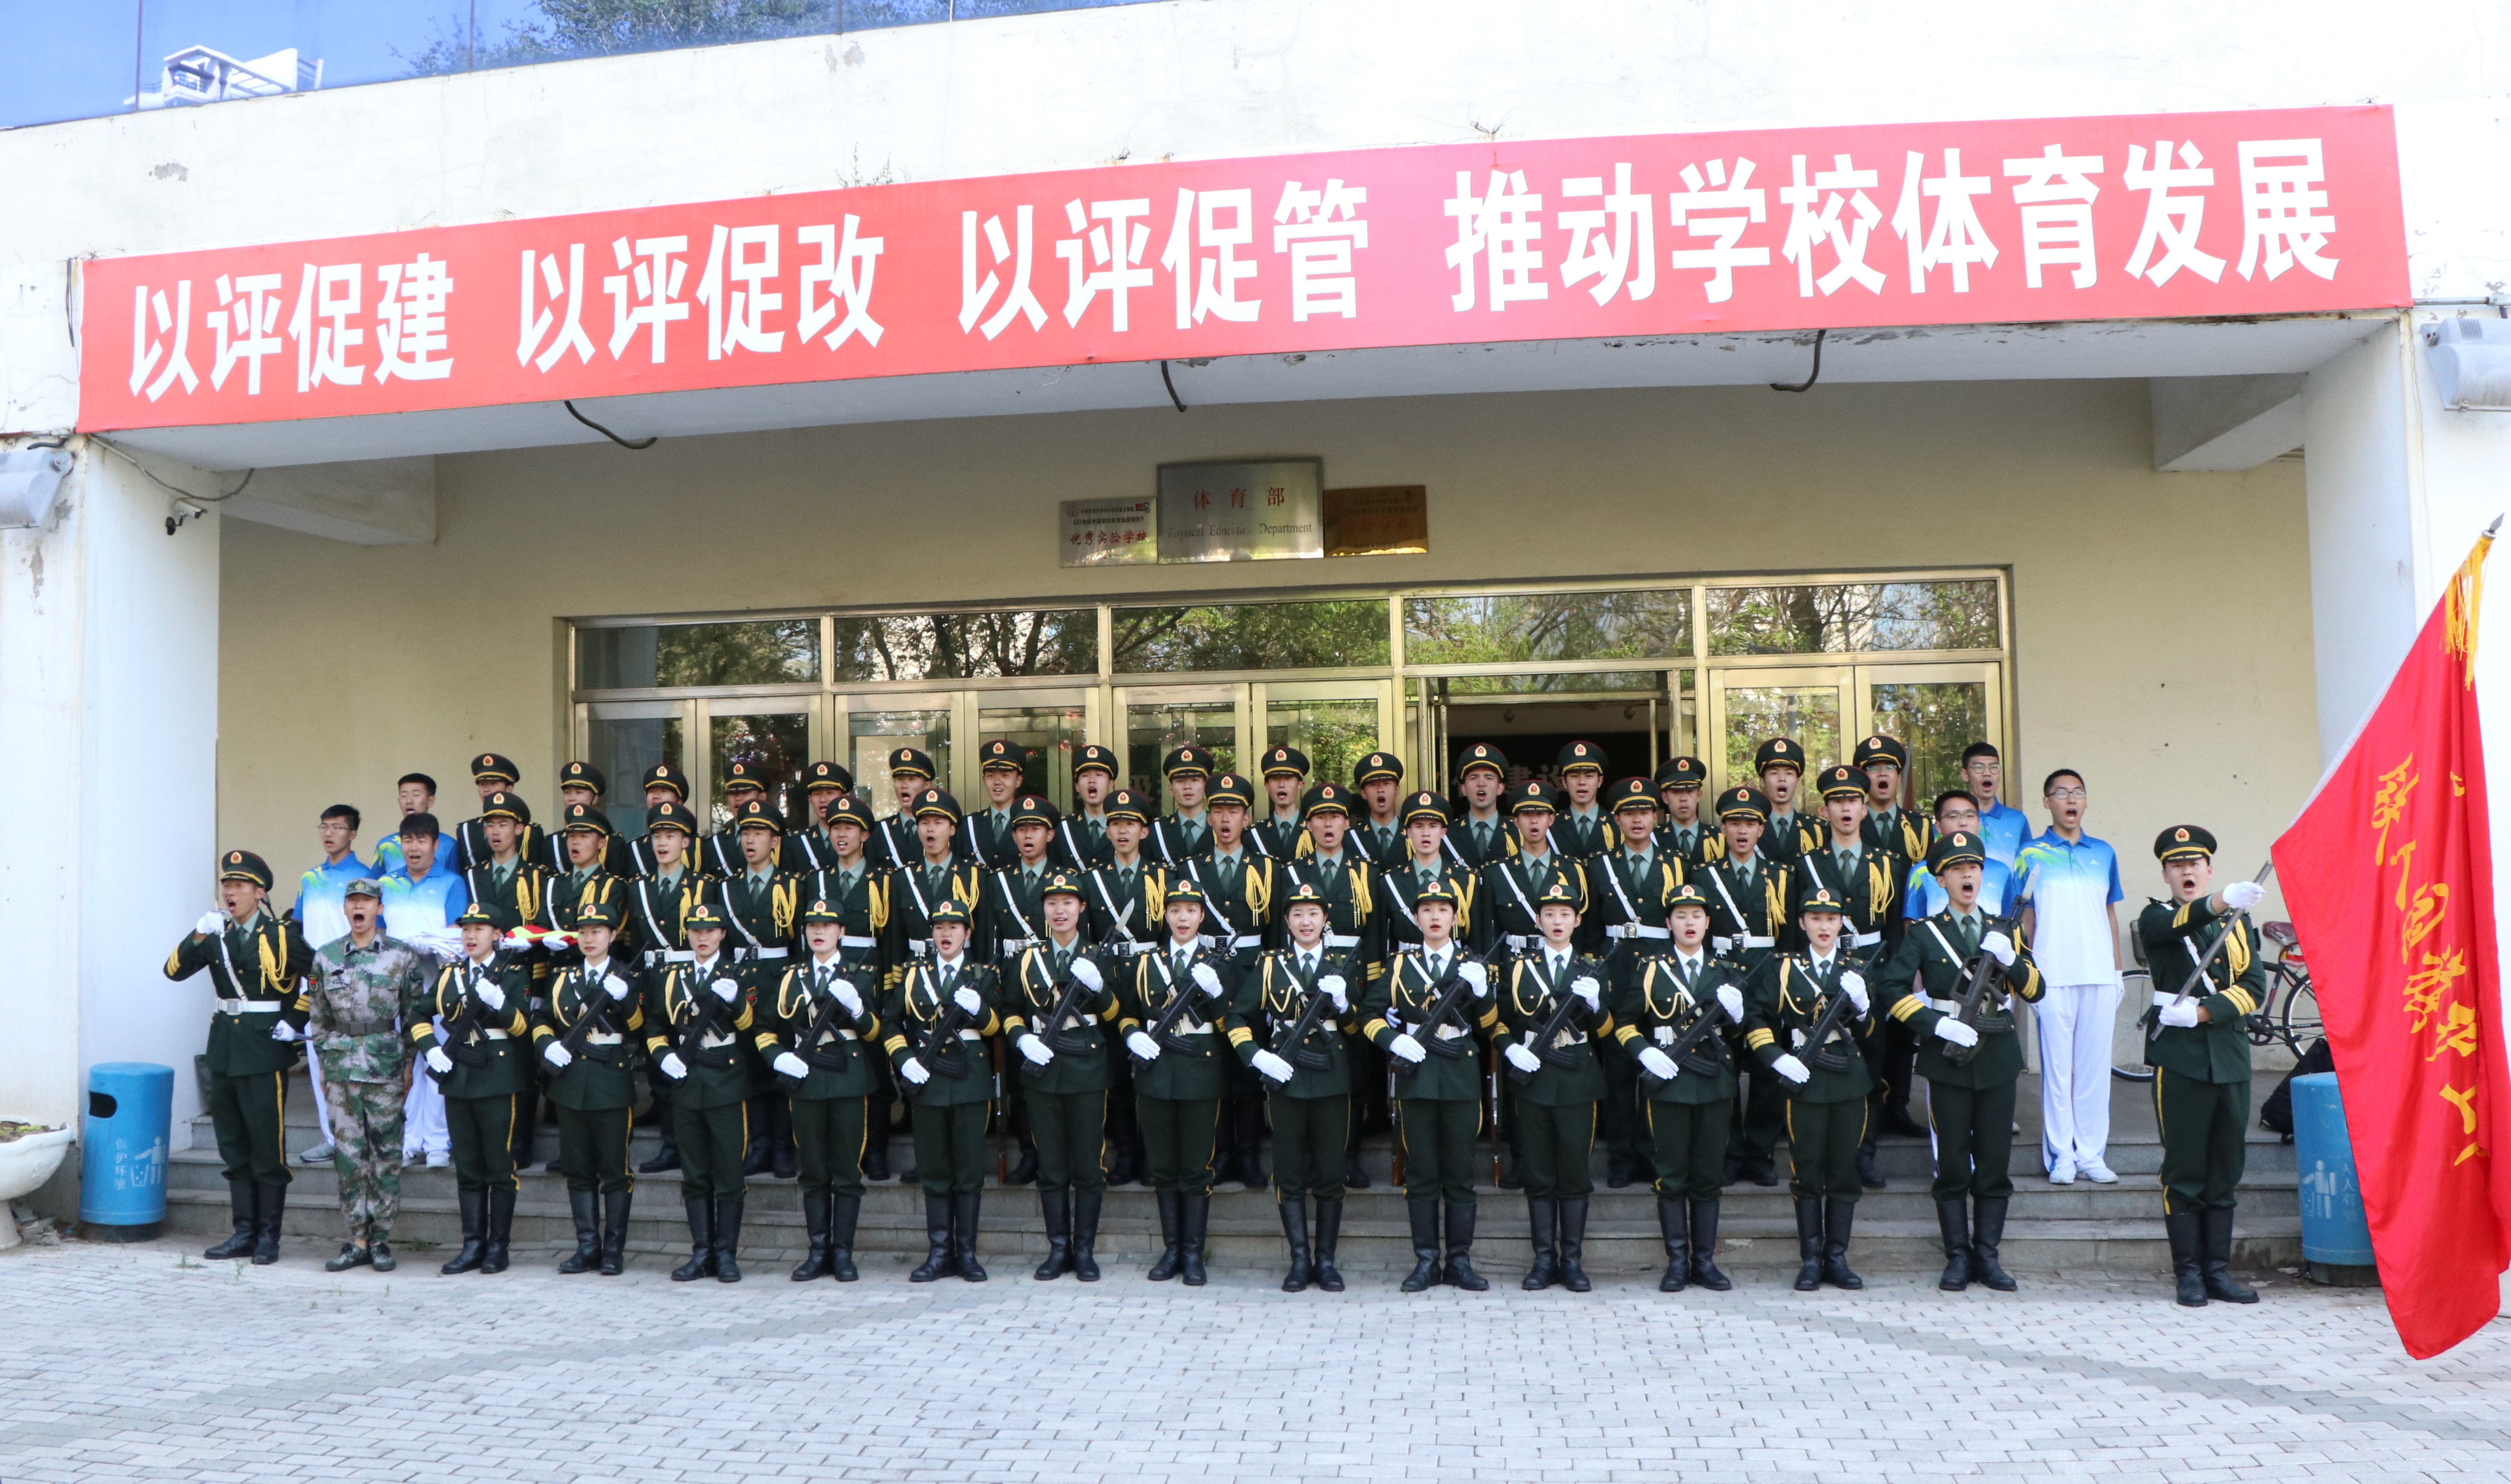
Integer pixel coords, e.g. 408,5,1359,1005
692,694,828,819
965,684,1103,813
1701,664,1854,794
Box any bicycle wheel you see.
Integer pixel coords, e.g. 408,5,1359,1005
2112,969,2156,1083
2277,962,2323,1054
2243,964,2286,1048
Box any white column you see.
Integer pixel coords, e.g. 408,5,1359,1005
2301,317,2427,763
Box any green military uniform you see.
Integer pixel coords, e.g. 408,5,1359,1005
450,754,550,876
545,764,640,878
1755,735,1825,866
622,763,694,878
529,911,647,1268
1122,880,1236,1285
1240,888,1358,1292
1471,782,1582,1199
884,895,1003,1283
1496,899,1613,1293
410,910,538,1274
1796,764,1908,1191
867,747,937,873
1745,886,1875,1292
1280,781,1383,1193
1002,874,1120,1281
1378,794,1481,956
1612,890,1747,1291
528,803,636,1166
1362,891,1501,1294
796,794,897,1186
164,851,314,1265
1251,746,1313,862
1348,752,1411,870
981,796,1061,1190
1053,746,1123,872
761,898,886,1282
1548,740,1618,861
1147,743,1219,867
622,799,707,1179
1080,790,1163,1187
1582,778,1689,1190
704,797,800,1180
2141,825,2268,1307
781,758,859,876
1176,774,1279,1191
881,787,984,988
1445,743,1515,873
646,908,758,1282
1881,830,2044,1293
303,898,428,1270
1652,755,1715,871
1698,786,1796,1185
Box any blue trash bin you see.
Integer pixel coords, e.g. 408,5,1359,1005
2291,1070,2379,1287
80,1062,174,1241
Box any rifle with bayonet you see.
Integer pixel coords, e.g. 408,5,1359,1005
1021,956,1104,1083
1271,959,1344,1072
903,965,981,1092
1130,948,1227,1066
1406,948,1490,1060
1636,961,1743,1093
1505,955,1603,1085
2145,858,2276,1040
548,958,635,1070
1938,912,2020,1068
779,965,865,1090
428,945,526,1086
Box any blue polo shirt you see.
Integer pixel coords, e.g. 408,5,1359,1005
1977,799,2030,870
1903,857,2015,919
381,856,471,960
292,852,376,951
2016,829,2124,985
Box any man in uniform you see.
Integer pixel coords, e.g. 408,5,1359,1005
1181,773,1279,1189
980,793,1062,1187
1251,745,1310,859
646,902,757,1282
1746,885,1875,1291
1880,830,2043,1293
1856,734,1933,864
962,739,1029,869
761,897,887,1282
1449,743,1513,872
2140,826,2269,1308
1550,741,1617,860
886,899,1002,1283
703,759,778,879
1055,744,1121,870
1082,788,1163,1187
884,787,985,995
626,798,706,1176
1350,751,1408,867
1283,781,1384,1188
871,746,938,870
457,792,548,932
1698,786,1794,1186
1000,871,1119,1282
378,812,469,1171
1496,879,1612,1292
1240,881,1356,1292
291,803,371,1166
1653,755,1715,868
546,762,637,876
785,760,858,874
167,850,316,1265
1148,743,1218,864
1380,790,1479,956
1794,765,1904,1190
533,902,646,1279
1475,780,1582,1188
796,794,896,1181
1121,880,1234,1285
451,753,545,873
410,904,538,1274
533,801,636,1172
1614,885,1747,1292
1363,881,1497,1293
624,763,695,878
1583,778,1685,1188
304,879,429,1273
1756,737,1823,864
705,797,800,1179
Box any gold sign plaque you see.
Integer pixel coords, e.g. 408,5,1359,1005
1323,485,1428,556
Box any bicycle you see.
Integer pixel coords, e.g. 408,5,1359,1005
2110,917,2321,1083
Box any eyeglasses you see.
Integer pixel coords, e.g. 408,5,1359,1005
2047,788,2087,801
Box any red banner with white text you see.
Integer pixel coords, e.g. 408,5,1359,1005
78,105,2404,432
2273,534,2511,1360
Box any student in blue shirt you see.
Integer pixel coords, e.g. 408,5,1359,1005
372,774,438,878
1960,743,2031,871
1903,792,2014,919
2015,769,2126,1185
381,813,471,1169
291,804,374,1165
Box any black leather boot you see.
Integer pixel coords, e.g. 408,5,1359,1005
440,1189,485,1274
1972,1196,2017,1292
1688,1201,1733,1291
558,1189,600,1274
1147,1189,1183,1281
1034,1189,1072,1281
1179,1193,1208,1286
2200,1208,2257,1303
205,1181,257,1261
599,1191,631,1275
1070,1190,1102,1282
769,1101,799,1181
741,1104,771,1176
1936,1197,1973,1292
828,1193,861,1281
862,1097,893,1181
791,1193,833,1281
1400,1200,1441,1292
637,1099,680,1173
2165,1210,2207,1306
1444,1202,1487,1291
1557,1198,1592,1293
1821,1198,1863,1290
1312,1201,1344,1292
1656,1197,1688,1293
954,1191,986,1282
713,1195,745,1282
1006,1138,1039,1187
672,1197,717,1282
1856,1138,1887,1190
909,1192,956,1282
480,1188,516,1274
1277,1197,1312,1292
252,1183,288,1265
1793,1198,1824,1291
1520,1197,1558,1291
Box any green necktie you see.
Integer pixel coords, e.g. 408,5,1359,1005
1053,946,1070,978
1116,867,1134,898
1837,847,1857,884
836,869,855,901
1958,915,1979,954
1475,821,1493,855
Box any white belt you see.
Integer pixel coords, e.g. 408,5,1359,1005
1324,933,1361,948
482,1028,511,1041
751,947,789,960
699,1029,738,1049
1607,924,1670,940
2153,990,2193,1008
1000,938,1040,958
1503,934,1531,951
1433,1023,1473,1041
833,1029,861,1041
214,998,285,1014
1174,1014,1212,1035
1199,934,1263,951
658,950,695,963
957,1029,987,1043
1713,934,1774,953
1652,1026,1677,1046
1101,941,1144,956
1548,1028,1588,1049
1930,994,2006,1014
1848,931,1882,948
840,935,877,951
584,1030,623,1046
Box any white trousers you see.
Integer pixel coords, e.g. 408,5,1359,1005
401,1061,450,1157
2034,980,2121,1169
303,1044,334,1142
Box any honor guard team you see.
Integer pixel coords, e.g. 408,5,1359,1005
172,734,2268,1307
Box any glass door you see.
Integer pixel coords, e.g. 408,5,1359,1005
1856,661,2005,809
576,699,696,819
1117,683,1245,810
1251,679,1392,804
967,687,1101,815
839,693,954,824
1704,667,1851,794
699,699,820,831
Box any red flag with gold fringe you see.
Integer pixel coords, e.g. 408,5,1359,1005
2273,528,2511,1358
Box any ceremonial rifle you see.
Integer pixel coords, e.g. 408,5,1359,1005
1938,910,2021,1067
1270,958,1341,1072
1021,956,1101,1083
1130,947,1226,1066
1505,957,1599,1085
904,965,980,1092
2146,857,2277,1037
1406,948,1490,1061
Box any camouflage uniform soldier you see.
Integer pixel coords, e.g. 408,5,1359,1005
305,879,430,1272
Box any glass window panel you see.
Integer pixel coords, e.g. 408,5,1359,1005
1403,589,1690,666
831,611,1095,682
1866,581,2001,651
709,712,810,832
1866,680,1991,810
1706,588,1857,656
850,709,953,819
1719,685,1844,792
579,621,818,689
1707,582,1999,656
1264,698,1380,809
976,703,1090,815
1125,700,1237,803
587,705,683,820
1441,670,1663,695
1111,600,1388,673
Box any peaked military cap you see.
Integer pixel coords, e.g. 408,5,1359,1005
1162,744,1217,779
1852,734,1909,770
1074,743,1119,778
1654,755,1708,790
1282,879,1329,906
1012,794,1058,828
911,787,962,823
1103,789,1150,825
2155,824,2216,862
1352,751,1404,786
732,798,785,834
721,759,770,795
1206,773,1255,808
1928,830,1987,872
1412,879,1460,907
927,899,972,925
1508,780,1559,814
1716,786,1771,823
1261,745,1311,778
641,762,690,799
820,794,875,830
801,899,848,925
469,752,520,785
1535,876,1581,907
1817,764,1871,801
646,799,697,836
804,759,856,793
1557,740,1607,774
455,901,499,927
1667,883,1712,913
1042,869,1088,899
685,902,729,930
1401,789,1451,825
1754,737,1806,775
888,747,937,781
561,803,614,836
1456,742,1508,779
1606,778,1658,813
1798,885,1847,915
979,738,1028,772
479,791,528,825
216,850,274,888
574,899,624,929
1301,781,1351,816
558,760,607,795
1163,877,1208,907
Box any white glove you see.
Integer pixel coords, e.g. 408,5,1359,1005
499,930,535,952
1388,1032,1427,1064
1716,985,1744,1022
1318,974,1349,1011
2159,998,2203,1028
1125,1031,1161,1062
1771,1052,1811,1085
543,1043,574,1069
425,1047,453,1075
195,910,226,937
833,983,864,1018
1933,1016,1981,1048
899,1055,931,1084
710,976,741,1003
1018,1034,1054,1066
603,973,631,1002
476,984,506,1012
658,1051,688,1079
1571,974,1602,1011
268,1022,298,1043
1191,962,1223,996
1459,960,1488,992
1251,1049,1294,1083
773,1052,810,1080
1071,958,1104,991
2223,880,2266,912
953,985,983,1016
1840,971,1869,1013
1504,1043,1542,1075
1638,1046,1679,1081
1981,931,2017,968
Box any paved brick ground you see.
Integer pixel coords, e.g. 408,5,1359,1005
0,1237,2502,1482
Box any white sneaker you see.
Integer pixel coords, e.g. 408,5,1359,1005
296,1141,335,1164
2047,1159,2077,1185
2079,1159,2118,1184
